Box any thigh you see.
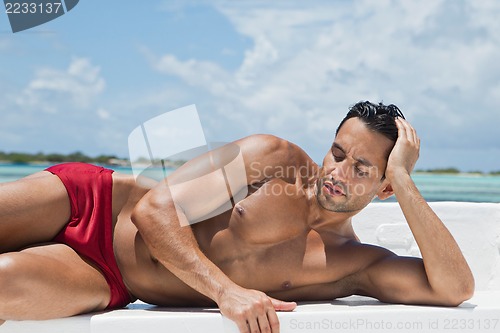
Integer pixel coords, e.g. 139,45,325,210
0,243,110,320
0,171,71,252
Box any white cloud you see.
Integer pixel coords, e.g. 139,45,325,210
149,0,500,170
16,57,105,113
1,0,497,171
154,54,230,95
0,37,12,51
96,108,111,120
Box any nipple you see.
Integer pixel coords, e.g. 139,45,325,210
236,205,245,216
281,280,292,290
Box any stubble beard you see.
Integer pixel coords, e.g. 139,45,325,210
315,178,371,213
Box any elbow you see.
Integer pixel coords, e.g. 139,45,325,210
440,293,472,307
437,276,475,307
130,194,162,229
457,270,476,304
458,275,476,304
130,202,146,228
131,192,181,230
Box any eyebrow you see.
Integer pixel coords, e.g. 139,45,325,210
332,142,374,167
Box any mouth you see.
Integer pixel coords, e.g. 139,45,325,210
323,181,346,197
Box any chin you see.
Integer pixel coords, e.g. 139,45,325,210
325,196,371,214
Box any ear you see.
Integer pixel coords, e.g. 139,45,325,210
376,181,394,200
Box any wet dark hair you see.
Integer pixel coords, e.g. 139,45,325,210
335,101,405,143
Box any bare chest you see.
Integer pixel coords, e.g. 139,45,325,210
193,179,333,291
195,178,309,248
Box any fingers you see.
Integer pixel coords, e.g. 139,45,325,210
386,117,421,179
236,319,250,333
229,299,281,333
257,312,273,333
238,309,278,333
220,290,292,333
266,308,281,333
270,297,297,311
247,316,261,333
240,298,289,333
396,117,420,146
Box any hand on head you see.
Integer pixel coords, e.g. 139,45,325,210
385,117,420,182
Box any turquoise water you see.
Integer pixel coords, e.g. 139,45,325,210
376,173,500,203
411,173,500,203
1,164,499,203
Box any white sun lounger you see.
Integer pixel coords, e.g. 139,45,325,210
2,202,499,333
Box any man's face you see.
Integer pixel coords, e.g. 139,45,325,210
317,117,394,213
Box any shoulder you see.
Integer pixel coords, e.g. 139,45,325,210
235,134,294,154
236,134,315,167
235,134,317,182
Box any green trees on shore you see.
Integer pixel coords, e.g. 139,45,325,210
415,167,461,174
1,151,499,175
0,151,124,165
414,168,500,175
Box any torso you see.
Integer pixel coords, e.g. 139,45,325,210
110,173,379,307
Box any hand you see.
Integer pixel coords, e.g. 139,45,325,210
385,117,420,181
217,285,296,333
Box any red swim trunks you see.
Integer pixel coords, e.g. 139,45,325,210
46,162,131,309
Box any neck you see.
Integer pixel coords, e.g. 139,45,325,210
304,181,356,235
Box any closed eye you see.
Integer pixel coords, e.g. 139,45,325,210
331,147,344,162
355,166,369,177
333,154,344,162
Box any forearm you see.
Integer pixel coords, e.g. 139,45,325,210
132,198,237,303
392,171,474,299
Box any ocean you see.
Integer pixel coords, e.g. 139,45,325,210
0,164,499,203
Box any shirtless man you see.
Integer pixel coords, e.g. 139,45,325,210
0,101,474,333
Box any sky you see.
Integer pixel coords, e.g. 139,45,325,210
1,0,499,172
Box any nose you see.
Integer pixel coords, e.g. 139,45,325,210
329,160,348,183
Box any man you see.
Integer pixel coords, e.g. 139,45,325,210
0,101,474,333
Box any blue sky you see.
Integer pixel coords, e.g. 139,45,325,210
1,0,499,172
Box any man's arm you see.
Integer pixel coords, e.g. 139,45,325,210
355,117,474,306
131,134,308,333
